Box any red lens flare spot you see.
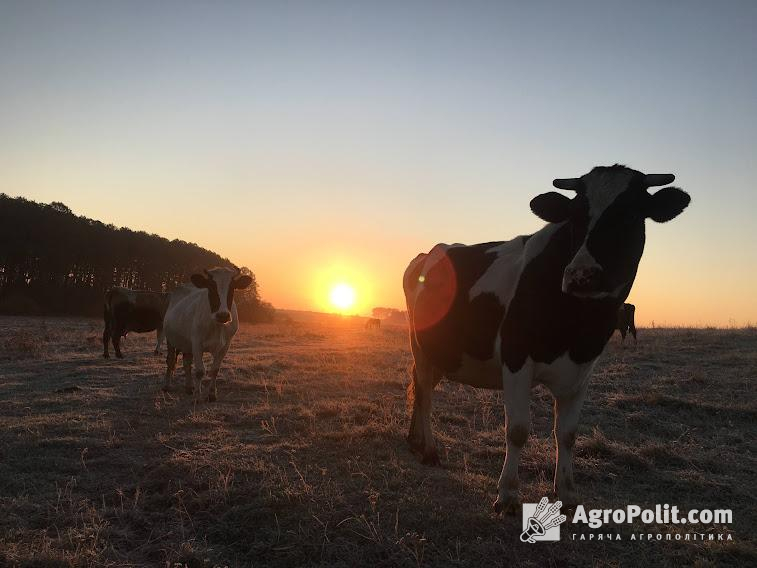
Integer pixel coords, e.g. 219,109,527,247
413,252,457,331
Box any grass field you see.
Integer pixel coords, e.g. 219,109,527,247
0,315,755,567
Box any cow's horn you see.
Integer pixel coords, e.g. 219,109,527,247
645,173,675,187
553,178,580,191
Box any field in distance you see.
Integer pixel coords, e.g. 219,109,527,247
0,314,755,566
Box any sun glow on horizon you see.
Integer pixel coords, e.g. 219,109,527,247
329,283,356,311
310,258,374,315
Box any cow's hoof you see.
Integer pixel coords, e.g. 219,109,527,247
115,354,124,359
493,494,520,516
154,350,161,356
103,353,109,359
421,448,440,466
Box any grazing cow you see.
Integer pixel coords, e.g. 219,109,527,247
365,317,381,330
616,303,637,343
163,267,252,402
403,165,689,512
102,288,170,358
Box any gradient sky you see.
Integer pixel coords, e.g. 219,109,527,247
2,0,756,325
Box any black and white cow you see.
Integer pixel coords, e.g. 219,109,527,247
616,302,637,343
163,267,252,402
103,287,170,358
403,165,689,512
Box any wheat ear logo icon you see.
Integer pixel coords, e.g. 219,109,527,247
520,497,567,543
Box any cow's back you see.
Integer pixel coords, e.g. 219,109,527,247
106,287,164,332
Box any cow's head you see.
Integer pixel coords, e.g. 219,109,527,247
190,267,252,324
530,165,690,299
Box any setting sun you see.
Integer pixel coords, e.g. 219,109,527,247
329,283,356,311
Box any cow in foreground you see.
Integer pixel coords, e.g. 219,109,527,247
163,267,252,402
616,303,637,343
403,165,689,512
103,288,170,358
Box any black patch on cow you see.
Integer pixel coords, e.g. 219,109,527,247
414,242,505,373
112,302,163,334
191,273,222,312
206,279,221,312
500,221,626,373
226,284,234,310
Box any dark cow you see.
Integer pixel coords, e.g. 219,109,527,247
103,288,170,359
365,318,381,330
403,165,689,512
616,303,637,343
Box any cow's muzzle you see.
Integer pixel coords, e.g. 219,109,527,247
215,311,232,324
562,264,604,297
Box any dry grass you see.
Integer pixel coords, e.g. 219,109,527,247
0,316,755,567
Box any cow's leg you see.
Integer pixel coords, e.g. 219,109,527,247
630,322,637,344
191,342,206,402
102,318,111,359
207,344,229,403
494,365,532,514
112,328,124,359
154,325,165,355
407,348,442,465
163,344,177,391
619,328,627,346
406,362,423,450
552,379,590,508
182,353,193,394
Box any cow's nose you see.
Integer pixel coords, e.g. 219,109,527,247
215,311,231,324
562,264,603,295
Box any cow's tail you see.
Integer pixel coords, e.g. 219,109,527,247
406,361,417,415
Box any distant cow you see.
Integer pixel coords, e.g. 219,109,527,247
103,288,170,359
163,267,252,402
616,303,637,343
404,165,689,512
365,318,381,330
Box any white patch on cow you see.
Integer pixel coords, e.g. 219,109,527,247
469,223,561,307
533,352,599,398
582,167,636,226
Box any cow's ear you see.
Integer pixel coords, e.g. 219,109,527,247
191,274,208,288
646,187,690,223
530,192,574,223
234,275,253,290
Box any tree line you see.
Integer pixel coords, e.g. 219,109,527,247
0,194,274,322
